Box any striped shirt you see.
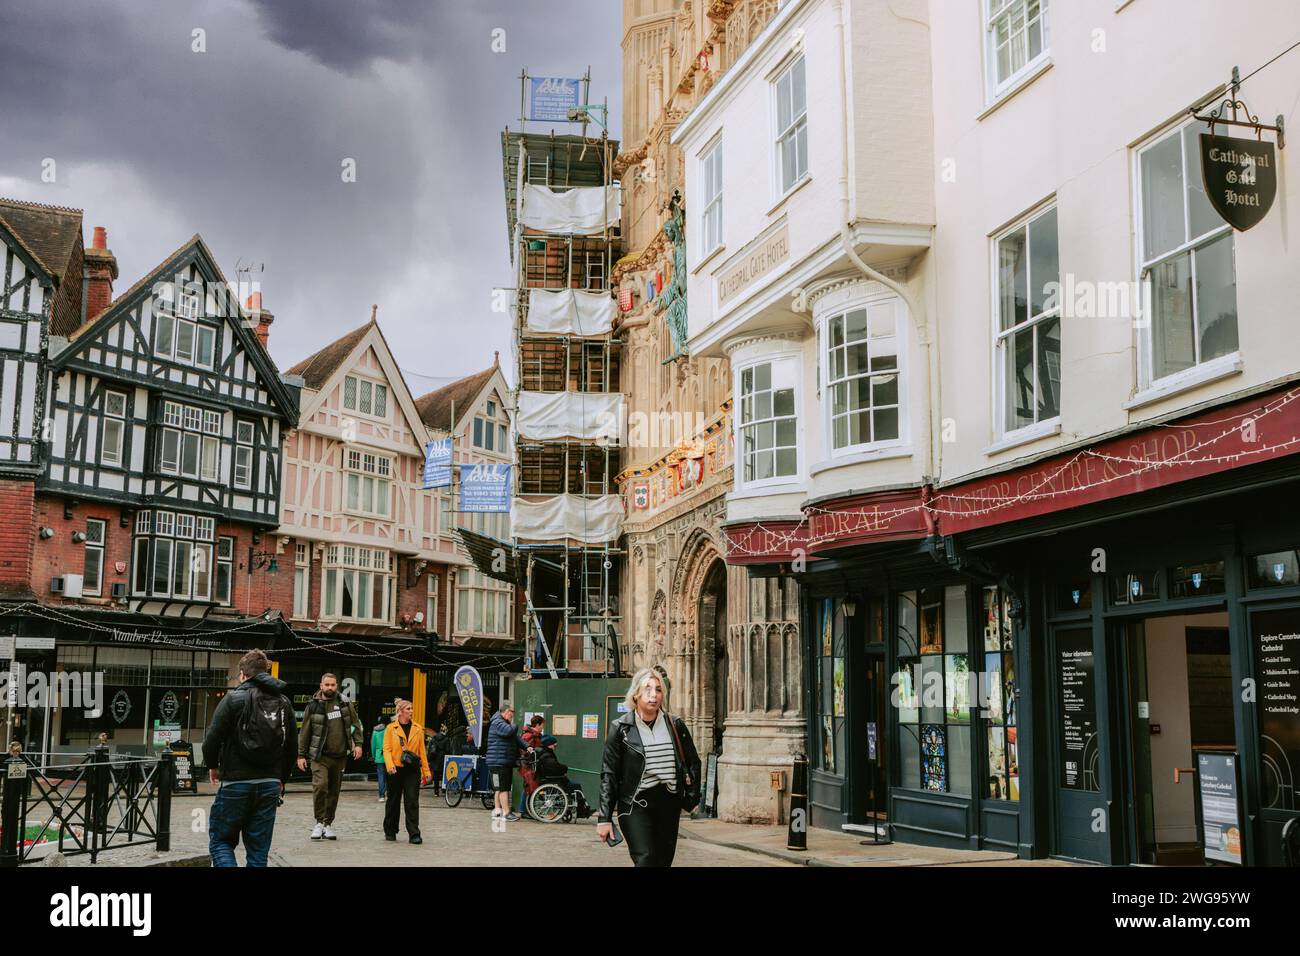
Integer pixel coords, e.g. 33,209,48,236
636,714,677,793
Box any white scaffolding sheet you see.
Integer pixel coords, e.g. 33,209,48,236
516,391,623,442
519,183,621,235
526,288,616,336
512,494,622,544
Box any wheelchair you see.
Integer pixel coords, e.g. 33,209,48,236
520,750,591,824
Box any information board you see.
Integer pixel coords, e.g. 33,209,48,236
1196,750,1243,865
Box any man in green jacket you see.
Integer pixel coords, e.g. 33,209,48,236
296,673,363,840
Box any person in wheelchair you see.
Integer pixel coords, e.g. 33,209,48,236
536,735,593,819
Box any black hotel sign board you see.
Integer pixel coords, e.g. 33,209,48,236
1200,133,1277,231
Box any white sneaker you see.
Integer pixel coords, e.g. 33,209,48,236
310,822,324,840
323,825,337,840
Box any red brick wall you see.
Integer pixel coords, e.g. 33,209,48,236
30,493,285,612
0,480,36,597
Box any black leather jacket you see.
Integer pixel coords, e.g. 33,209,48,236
599,711,702,823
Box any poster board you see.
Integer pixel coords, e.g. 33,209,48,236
553,714,577,736
1195,750,1243,865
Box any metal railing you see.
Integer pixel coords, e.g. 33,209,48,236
0,746,174,866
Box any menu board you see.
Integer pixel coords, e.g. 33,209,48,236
1252,608,1300,809
1058,630,1098,791
1196,751,1243,865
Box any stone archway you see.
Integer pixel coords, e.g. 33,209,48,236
671,528,728,751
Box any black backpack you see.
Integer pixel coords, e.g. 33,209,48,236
237,685,289,759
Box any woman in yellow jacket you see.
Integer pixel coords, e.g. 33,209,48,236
382,700,431,844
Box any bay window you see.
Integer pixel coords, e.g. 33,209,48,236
738,359,797,484
343,449,391,518
995,204,1060,433
455,568,511,638
321,545,393,624
131,509,214,600
1137,119,1237,385
825,296,904,452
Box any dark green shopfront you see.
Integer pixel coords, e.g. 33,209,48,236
727,387,1300,866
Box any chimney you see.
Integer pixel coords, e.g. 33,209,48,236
245,292,274,350
83,226,118,321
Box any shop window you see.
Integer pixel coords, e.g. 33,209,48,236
1168,560,1226,598
815,597,846,775
1136,118,1237,386
895,587,972,795
1246,549,1300,589
1109,569,1159,605
983,586,1019,801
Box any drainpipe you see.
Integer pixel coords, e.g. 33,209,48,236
829,0,940,488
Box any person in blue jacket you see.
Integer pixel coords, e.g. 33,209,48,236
486,701,532,821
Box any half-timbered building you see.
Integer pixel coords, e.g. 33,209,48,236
5,215,300,756
273,319,520,740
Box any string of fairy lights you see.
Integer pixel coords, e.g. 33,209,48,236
0,601,519,670
724,385,1300,559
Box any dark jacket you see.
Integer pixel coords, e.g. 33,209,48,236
537,747,568,781
599,711,701,823
485,712,526,768
201,672,297,783
297,692,363,761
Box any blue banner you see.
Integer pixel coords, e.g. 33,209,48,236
459,463,511,513
454,665,486,750
423,438,452,489
526,76,581,123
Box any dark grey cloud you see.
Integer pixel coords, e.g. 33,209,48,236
0,0,623,394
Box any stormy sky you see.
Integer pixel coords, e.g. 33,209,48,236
0,0,622,394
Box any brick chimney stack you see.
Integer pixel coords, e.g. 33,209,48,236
83,226,118,320
245,292,274,350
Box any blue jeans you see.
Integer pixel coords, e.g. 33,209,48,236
209,780,281,868
377,765,388,799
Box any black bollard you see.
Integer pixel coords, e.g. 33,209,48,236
156,749,175,854
786,752,808,851
1,755,24,868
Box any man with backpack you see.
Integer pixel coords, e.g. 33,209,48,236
296,672,364,840
202,649,297,867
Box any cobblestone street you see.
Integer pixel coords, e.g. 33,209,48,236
65,782,791,867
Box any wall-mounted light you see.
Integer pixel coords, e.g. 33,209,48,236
71,530,87,544
39,527,54,540
843,598,858,618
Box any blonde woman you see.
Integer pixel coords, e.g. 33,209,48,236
382,700,431,844
597,667,701,866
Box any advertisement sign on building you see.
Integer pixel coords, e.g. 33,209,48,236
459,463,511,513
526,76,581,123
424,438,452,489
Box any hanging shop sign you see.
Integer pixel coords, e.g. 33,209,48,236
1195,751,1243,865
459,463,511,513
1192,83,1284,232
1200,134,1277,230
526,76,582,123
424,438,452,489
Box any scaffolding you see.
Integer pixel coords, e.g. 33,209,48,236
502,122,624,678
